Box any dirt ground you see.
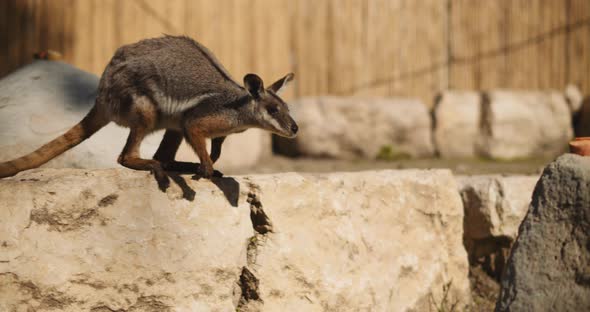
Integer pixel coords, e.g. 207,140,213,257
229,155,553,176
467,265,501,311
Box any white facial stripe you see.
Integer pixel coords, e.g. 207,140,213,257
262,110,282,131
158,93,217,115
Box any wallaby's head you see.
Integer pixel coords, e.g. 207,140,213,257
244,73,298,138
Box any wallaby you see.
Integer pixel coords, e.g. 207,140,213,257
0,35,298,189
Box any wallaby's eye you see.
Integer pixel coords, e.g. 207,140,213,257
266,106,279,115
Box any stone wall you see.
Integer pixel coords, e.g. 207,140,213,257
0,168,471,311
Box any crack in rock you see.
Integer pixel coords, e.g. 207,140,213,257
239,267,260,301
247,192,274,235
236,181,274,311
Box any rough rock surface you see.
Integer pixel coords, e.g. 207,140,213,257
274,97,434,159
0,60,271,171
458,175,538,243
0,168,470,311
433,91,481,158
477,90,573,159
458,175,539,280
496,154,590,312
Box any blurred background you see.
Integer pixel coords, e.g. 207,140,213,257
1,0,589,104
1,3,589,308
0,0,589,175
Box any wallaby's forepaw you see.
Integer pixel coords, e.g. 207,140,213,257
153,169,170,191
191,164,221,180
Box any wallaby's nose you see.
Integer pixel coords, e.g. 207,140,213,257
291,124,298,134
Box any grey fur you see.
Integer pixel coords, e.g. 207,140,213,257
95,35,297,137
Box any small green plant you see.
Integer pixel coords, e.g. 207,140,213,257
376,145,410,161
429,280,460,312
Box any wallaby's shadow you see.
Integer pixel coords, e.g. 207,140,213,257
209,177,240,207
167,172,196,201
163,163,239,207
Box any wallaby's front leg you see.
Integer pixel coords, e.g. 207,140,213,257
210,136,226,163
185,129,214,179
119,127,170,190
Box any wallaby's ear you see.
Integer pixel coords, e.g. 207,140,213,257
268,73,295,95
244,73,265,98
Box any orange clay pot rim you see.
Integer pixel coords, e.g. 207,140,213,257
573,137,590,141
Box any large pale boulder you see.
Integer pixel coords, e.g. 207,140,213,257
496,154,590,312
433,91,481,158
0,168,470,311
477,90,573,159
273,97,435,159
0,60,270,171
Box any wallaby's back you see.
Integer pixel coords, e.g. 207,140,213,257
100,35,244,107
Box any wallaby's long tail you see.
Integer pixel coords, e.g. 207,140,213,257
0,106,108,178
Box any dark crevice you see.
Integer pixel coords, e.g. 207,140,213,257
236,181,274,311
247,192,274,234
239,267,261,302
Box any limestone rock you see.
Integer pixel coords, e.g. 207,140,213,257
0,168,470,311
273,97,435,159
458,174,538,279
477,90,573,159
433,91,481,158
0,60,270,171
496,154,590,312
458,175,538,242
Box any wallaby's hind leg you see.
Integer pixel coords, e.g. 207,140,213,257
153,130,183,163
210,136,226,163
153,129,201,173
153,130,224,176
152,129,196,172
119,127,170,190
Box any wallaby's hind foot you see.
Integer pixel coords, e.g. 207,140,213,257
161,161,223,178
119,126,170,191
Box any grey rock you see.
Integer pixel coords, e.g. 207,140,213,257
496,154,590,312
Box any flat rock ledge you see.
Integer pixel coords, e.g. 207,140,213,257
0,168,469,311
